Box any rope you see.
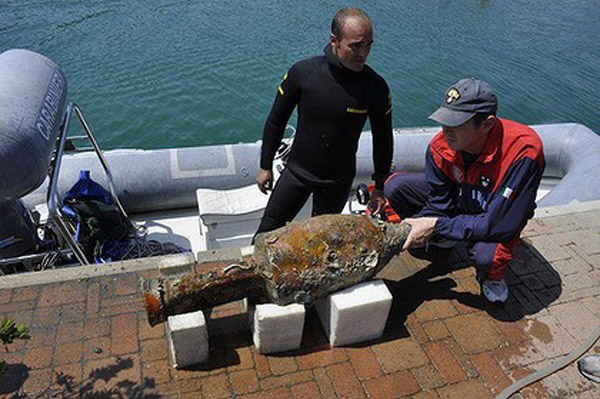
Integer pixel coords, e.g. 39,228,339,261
95,235,188,263
497,324,600,398
121,236,188,259
40,251,61,270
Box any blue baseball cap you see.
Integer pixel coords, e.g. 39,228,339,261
428,78,498,127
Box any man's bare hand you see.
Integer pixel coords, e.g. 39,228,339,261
368,188,386,216
257,168,273,194
402,217,438,251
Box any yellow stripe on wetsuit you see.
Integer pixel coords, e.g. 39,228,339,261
385,91,392,115
346,107,368,114
278,72,289,95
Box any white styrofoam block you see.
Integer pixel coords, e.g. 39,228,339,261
249,303,306,354
315,280,392,346
167,310,209,368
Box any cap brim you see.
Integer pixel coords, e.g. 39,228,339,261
428,107,475,127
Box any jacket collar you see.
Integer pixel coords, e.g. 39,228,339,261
434,118,503,165
478,118,503,164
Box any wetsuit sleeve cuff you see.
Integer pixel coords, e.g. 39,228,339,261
260,159,273,170
372,173,389,190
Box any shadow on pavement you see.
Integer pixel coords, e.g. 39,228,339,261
0,356,159,398
0,363,28,395
382,240,562,338
139,239,563,364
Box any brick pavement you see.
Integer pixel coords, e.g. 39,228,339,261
1,207,599,398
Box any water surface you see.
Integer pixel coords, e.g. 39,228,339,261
1,0,598,149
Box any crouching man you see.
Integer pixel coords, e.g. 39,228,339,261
384,78,545,303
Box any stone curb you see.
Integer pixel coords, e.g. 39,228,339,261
2,201,599,290
535,199,600,218
0,252,195,290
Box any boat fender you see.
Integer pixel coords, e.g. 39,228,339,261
0,49,67,201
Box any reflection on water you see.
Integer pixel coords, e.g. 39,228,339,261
1,0,598,149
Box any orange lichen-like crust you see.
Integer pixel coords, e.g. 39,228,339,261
250,214,406,304
143,292,161,314
254,214,384,272
143,292,163,325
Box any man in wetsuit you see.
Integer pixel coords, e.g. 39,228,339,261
255,7,393,235
384,78,545,303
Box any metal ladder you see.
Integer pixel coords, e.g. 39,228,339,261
46,102,130,265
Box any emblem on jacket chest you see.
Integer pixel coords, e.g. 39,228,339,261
479,174,492,188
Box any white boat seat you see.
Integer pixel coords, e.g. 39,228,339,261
197,185,269,223
196,185,267,251
195,182,313,251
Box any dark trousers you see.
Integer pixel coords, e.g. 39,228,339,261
384,172,519,281
255,168,351,236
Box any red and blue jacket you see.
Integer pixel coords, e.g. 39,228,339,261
418,118,545,242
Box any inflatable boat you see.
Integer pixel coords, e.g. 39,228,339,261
2,49,600,270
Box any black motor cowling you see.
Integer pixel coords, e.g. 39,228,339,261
0,200,38,259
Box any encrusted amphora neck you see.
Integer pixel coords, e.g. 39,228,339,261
141,264,266,327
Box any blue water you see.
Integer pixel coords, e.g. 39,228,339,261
1,1,598,150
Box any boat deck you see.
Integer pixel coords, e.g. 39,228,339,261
130,186,552,255
1,201,599,398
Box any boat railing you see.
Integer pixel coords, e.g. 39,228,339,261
46,102,130,265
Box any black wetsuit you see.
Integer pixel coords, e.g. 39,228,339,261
256,45,393,235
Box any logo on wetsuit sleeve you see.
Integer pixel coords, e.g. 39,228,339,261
278,71,288,95
385,91,392,115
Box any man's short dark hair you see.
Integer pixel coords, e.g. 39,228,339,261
331,7,372,39
472,112,496,127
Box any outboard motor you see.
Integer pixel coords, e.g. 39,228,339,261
0,200,38,258
0,49,67,259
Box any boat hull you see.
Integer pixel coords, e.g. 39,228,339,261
23,123,600,214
